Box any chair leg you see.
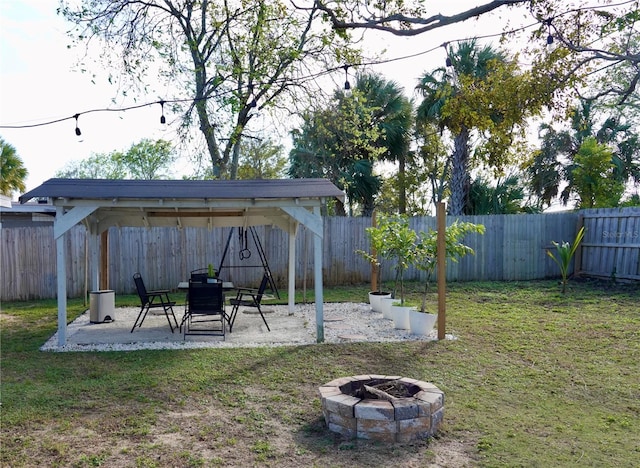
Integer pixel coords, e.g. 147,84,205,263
131,305,149,333
227,304,240,332
256,304,271,332
162,304,179,333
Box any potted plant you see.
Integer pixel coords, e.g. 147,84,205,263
207,263,217,283
410,220,485,335
356,214,395,312
381,215,417,329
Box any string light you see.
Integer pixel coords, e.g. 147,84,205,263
1,3,622,135
74,114,81,136
159,100,166,124
343,65,351,90
443,43,452,67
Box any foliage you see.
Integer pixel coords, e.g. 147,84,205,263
56,139,176,180
289,81,387,216
236,139,287,179
467,174,528,215
314,1,640,106
0,137,27,197
60,0,358,179
413,221,485,312
416,40,550,216
572,138,625,208
525,100,639,209
546,226,585,293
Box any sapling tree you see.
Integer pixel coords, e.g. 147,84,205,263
547,226,585,293
413,220,485,312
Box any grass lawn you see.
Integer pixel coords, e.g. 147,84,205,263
1,279,638,467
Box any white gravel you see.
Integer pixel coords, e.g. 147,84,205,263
40,302,455,352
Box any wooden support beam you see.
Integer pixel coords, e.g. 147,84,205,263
437,202,446,340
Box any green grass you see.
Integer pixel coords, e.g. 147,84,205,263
1,279,639,467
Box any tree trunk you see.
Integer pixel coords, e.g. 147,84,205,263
449,127,470,215
398,153,407,214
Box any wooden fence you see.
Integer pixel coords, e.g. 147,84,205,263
1,208,638,301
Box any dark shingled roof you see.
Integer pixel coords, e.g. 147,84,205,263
19,178,344,203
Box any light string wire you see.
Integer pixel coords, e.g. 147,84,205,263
0,0,634,132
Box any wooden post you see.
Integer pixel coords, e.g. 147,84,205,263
100,230,109,290
437,202,446,340
371,210,378,293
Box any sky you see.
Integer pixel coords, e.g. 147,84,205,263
0,1,535,197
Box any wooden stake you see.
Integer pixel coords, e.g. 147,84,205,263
371,210,378,293
437,202,446,340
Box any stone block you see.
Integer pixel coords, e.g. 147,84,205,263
351,374,372,381
328,411,357,431
416,399,431,418
328,422,356,439
324,376,356,387
357,418,397,434
318,386,342,399
358,429,398,443
392,398,419,420
431,408,444,432
324,394,360,418
397,417,432,441
415,390,444,412
354,400,394,420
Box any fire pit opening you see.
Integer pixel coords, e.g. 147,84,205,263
318,375,444,443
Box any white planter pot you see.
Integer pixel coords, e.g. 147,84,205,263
409,310,437,336
368,291,392,312
379,297,398,320
391,305,411,330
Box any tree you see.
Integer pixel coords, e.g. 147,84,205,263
289,73,409,216
571,137,625,208
312,1,640,106
353,74,413,213
289,89,384,216
236,139,287,179
61,0,356,179
467,174,529,215
416,40,545,215
525,100,640,209
56,139,177,180
0,138,28,197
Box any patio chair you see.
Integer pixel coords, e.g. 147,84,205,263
182,279,226,338
227,273,272,333
131,273,179,333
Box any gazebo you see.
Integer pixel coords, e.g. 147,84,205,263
19,178,345,347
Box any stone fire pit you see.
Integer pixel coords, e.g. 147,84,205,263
318,375,444,443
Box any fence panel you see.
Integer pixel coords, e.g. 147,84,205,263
579,207,640,281
2,209,638,301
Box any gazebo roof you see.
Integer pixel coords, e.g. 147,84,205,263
19,178,344,202
19,178,344,231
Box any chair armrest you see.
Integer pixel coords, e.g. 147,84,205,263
148,288,170,294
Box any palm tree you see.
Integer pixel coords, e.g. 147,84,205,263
527,100,640,208
0,138,28,197
350,74,413,213
416,40,508,215
289,73,411,216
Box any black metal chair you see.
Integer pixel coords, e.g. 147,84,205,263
227,273,272,332
190,267,217,283
182,279,226,338
131,273,179,333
